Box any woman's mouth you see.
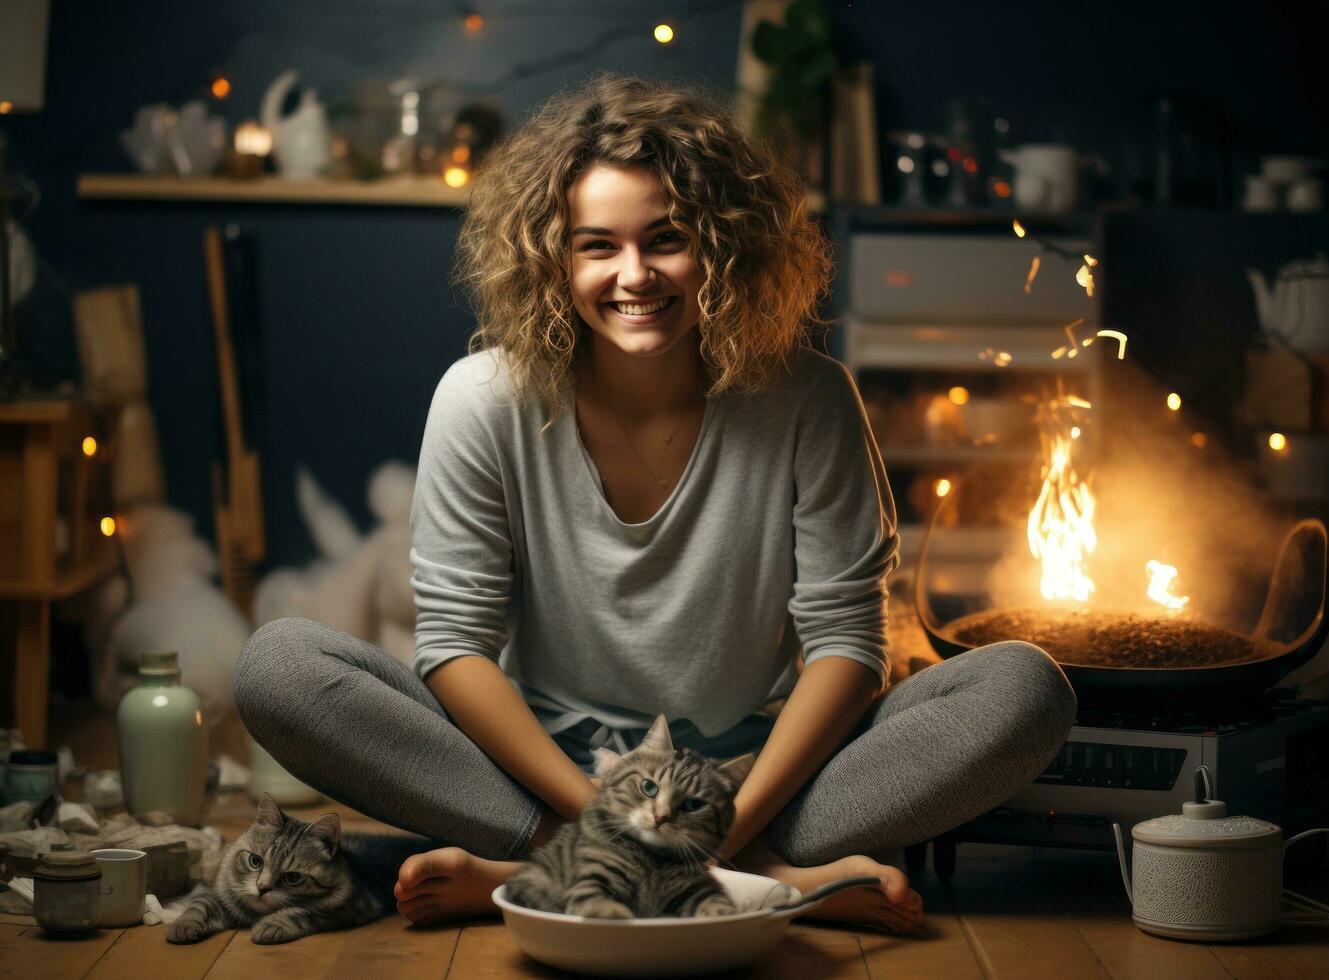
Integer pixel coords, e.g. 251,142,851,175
603,296,676,323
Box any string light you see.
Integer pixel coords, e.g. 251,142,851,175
1268,432,1288,452
947,386,970,405
1166,393,1182,411
653,24,675,43
100,517,117,537
210,76,232,99
82,437,98,457
1070,426,1082,439
443,166,470,188
935,478,952,498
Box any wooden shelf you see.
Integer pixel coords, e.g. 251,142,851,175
77,173,471,208
0,538,119,600
78,173,827,214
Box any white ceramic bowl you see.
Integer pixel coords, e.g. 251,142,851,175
493,867,808,977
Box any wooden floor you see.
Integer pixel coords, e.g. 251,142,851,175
4,700,1327,979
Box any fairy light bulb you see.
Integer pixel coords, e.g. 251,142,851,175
100,517,117,537
935,478,952,498
82,436,98,457
1268,432,1287,452
654,24,674,43
947,386,969,405
1166,393,1182,411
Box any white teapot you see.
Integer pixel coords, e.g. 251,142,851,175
1248,253,1329,354
260,70,332,179
1113,765,1327,941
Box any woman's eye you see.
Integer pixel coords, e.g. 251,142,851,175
246,853,263,870
681,798,705,813
281,872,304,886
641,779,658,798
580,232,683,251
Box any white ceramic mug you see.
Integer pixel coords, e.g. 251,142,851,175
92,848,148,927
1242,175,1279,212
1287,178,1324,213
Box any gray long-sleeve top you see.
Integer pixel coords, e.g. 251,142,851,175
410,346,899,741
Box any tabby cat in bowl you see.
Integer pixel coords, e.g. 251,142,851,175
166,793,429,945
505,714,762,918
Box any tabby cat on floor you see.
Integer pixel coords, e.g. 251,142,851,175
166,793,428,945
506,713,767,918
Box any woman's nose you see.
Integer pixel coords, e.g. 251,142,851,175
617,248,656,289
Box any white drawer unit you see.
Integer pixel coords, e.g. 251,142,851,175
850,234,1099,325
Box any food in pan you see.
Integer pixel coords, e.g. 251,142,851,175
944,607,1282,669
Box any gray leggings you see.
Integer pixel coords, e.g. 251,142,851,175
234,618,1076,865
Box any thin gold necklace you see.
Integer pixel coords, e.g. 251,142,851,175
589,369,687,487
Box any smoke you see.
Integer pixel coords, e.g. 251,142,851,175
922,360,1321,643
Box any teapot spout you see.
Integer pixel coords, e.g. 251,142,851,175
1247,268,1275,328
1112,823,1133,908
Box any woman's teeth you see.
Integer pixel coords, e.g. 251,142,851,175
610,297,672,316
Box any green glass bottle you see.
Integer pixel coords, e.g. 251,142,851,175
116,651,209,826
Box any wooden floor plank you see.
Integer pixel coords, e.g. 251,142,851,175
857,882,984,980
1070,887,1232,980
201,924,347,979
326,914,458,980
749,922,868,979
1208,925,1329,980
0,924,121,979
445,921,566,978
947,846,1112,979
85,924,235,980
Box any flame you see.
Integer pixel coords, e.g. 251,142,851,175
1024,255,1041,294
1027,432,1097,601
1146,560,1189,610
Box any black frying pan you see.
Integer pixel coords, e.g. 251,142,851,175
916,504,1329,708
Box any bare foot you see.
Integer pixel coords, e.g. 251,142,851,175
394,847,521,925
733,839,924,934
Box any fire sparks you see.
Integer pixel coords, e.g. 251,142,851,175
1095,330,1128,359
1024,255,1040,294
1146,560,1189,611
1027,432,1097,602
1013,219,1026,239
1076,262,1095,297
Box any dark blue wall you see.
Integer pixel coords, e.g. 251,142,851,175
5,1,1325,567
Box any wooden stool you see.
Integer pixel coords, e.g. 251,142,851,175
0,399,117,748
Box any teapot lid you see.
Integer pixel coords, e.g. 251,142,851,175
1131,766,1280,848
33,851,102,881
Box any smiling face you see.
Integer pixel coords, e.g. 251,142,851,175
567,164,704,359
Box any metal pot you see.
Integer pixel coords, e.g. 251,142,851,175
916,496,1328,706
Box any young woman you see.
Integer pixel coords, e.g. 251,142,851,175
235,74,1076,934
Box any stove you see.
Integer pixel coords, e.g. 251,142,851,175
955,694,1329,852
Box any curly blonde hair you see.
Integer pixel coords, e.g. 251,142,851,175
454,71,835,430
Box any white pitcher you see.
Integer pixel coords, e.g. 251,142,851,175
260,70,332,179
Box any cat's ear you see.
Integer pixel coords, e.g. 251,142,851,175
640,714,673,753
306,813,341,858
592,747,623,778
255,793,285,829
719,753,755,786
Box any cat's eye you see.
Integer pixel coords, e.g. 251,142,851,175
245,852,263,870
681,798,706,813
281,872,305,887
640,778,659,798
